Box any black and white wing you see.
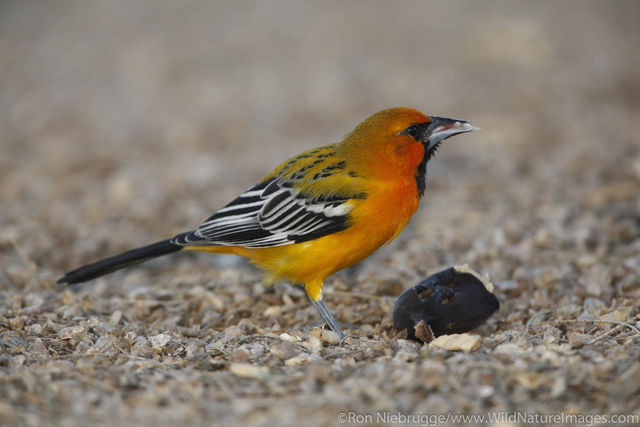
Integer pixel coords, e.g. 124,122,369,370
172,178,364,248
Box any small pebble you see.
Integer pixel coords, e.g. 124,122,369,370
279,333,300,343
263,306,282,317
430,333,481,352
58,326,85,339
109,310,123,325
321,330,340,345
149,333,171,349
309,327,340,345
284,353,316,366
270,341,298,360
495,280,519,292
599,307,632,323
28,323,42,335
229,363,268,379
9,317,24,331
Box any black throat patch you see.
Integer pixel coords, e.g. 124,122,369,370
415,144,438,198
400,121,435,199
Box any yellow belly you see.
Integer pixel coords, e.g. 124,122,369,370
186,183,419,300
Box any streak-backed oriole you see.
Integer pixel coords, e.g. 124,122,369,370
58,107,477,339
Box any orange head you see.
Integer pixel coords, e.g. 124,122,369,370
338,107,477,196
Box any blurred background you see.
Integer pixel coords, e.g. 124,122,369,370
1,1,640,425
2,1,639,271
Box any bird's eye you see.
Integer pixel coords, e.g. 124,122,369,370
405,125,419,138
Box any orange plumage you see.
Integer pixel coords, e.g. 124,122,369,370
59,107,477,339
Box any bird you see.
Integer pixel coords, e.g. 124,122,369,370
58,107,478,339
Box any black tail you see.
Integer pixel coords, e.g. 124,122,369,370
57,239,183,284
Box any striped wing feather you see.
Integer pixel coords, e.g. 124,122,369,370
173,177,361,248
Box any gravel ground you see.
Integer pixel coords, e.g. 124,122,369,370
1,1,640,426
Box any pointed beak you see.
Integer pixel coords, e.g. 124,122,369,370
427,116,479,149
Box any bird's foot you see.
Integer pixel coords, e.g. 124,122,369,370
309,297,347,343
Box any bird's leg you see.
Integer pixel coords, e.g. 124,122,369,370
308,295,346,341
